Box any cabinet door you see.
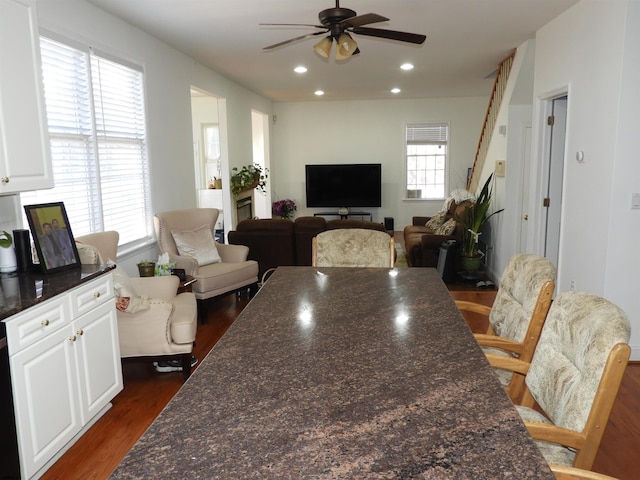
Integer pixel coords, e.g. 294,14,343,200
74,301,123,424
0,0,53,193
9,327,81,479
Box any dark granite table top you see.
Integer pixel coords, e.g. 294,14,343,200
0,264,115,322
110,267,553,479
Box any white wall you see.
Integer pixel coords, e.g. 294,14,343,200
30,0,272,273
272,97,487,228
531,0,639,358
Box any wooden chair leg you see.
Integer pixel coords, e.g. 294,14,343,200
180,353,192,380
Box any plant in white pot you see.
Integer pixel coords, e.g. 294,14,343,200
456,174,504,274
0,230,17,273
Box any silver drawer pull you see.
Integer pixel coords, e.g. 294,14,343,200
69,335,77,342
41,319,50,326
93,291,101,298
76,329,84,336
1,177,9,184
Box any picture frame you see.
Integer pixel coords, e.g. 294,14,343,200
24,202,81,273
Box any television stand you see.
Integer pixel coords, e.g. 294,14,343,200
314,211,372,221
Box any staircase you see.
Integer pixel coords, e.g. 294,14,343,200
467,52,515,192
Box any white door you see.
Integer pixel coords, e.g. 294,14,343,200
74,301,123,424
543,96,567,267
10,328,81,478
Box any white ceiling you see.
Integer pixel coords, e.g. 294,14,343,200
86,0,579,102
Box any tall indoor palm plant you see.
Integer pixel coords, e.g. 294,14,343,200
457,173,504,272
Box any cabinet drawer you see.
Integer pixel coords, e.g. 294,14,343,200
5,296,70,355
69,274,114,318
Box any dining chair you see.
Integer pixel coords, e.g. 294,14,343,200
312,228,395,267
456,253,556,401
550,464,620,480
486,291,631,470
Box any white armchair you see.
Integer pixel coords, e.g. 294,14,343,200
154,208,259,319
76,231,198,380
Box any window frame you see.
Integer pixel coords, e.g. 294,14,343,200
404,122,450,201
20,32,153,251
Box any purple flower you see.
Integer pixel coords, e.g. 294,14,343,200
272,199,297,219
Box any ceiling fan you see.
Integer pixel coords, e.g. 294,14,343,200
261,1,426,60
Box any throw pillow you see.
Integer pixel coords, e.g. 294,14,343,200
425,210,447,230
75,242,101,265
171,224,222,266
434,218,456,236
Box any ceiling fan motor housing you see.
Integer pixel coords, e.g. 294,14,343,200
319,7,356,25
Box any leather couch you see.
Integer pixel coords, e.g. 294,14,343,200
228,216,388,278
403,200,472,268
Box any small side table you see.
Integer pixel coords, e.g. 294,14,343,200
177,275,196,294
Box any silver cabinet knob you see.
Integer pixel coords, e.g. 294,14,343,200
1,177,9,184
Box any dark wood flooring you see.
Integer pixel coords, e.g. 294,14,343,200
39,279,639,480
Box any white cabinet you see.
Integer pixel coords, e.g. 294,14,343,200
6,273,122,479
0,0,53,194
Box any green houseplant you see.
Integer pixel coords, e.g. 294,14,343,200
230,164,268,197
456,173,504,273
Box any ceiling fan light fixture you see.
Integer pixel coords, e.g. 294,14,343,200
313,36,332,58
335,33,357,60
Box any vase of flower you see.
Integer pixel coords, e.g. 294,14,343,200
272,199,297,220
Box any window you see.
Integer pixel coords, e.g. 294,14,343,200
21,35,152,247
405,123,449,199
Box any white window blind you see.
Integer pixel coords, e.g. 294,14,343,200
405,123,449,200
21,35,152,247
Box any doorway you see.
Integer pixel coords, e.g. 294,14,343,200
541,95,567,268
251,109,271,219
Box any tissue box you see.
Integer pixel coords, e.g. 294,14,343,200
154,262,176,276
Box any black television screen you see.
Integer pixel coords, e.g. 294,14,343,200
305,164,382,208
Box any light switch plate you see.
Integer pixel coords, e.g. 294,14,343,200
495,160,506,177
632,193,640,210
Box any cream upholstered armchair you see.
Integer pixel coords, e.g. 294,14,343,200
456,253,556,401
76,231,198,380
312,229,395,268
487,291,631,470
154,208,259,314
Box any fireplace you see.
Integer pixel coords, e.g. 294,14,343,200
236,195,253,222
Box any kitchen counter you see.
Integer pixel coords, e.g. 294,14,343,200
0,264,116,321
111,267,553,479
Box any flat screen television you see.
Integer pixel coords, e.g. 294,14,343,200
305,163,382,208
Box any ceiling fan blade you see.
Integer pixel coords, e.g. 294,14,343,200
340,13,389,28
263,30,328,50
260,23,325,29
351,26,426,45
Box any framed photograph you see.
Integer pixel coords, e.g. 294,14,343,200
24,202,81,273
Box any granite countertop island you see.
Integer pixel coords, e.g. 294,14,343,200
111,267,553,479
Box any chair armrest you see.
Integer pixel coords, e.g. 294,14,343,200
475,333,524,355
485,353,530,376
456,300,491,316
420,233,456,248
130,276,179,301
525,421,587,451
217,242,249,262
165,252,199,276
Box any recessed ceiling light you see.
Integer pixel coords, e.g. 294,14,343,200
294,66,307,74
391,88,401,94
314,90,325,96
400,63,414,71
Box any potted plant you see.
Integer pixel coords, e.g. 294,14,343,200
230,164,268,197
456,173,504,273
0,230,17,273
272,199,297,219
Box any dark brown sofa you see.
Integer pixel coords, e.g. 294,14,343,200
403,200,472,267
228,216,388,278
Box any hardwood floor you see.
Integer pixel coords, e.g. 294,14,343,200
40,283,639,480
